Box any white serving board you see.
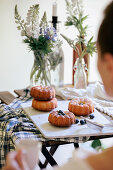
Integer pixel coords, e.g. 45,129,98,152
21,101,113,139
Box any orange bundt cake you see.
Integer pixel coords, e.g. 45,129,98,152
48,110,75,127
30,86,55,101
32,97,57,111
68,98,94,116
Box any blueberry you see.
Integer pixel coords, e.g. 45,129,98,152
58,110,64,114
80,120,85,125
58,110,65,116
89,114,95,119
75,119,79,124
84,119,86,124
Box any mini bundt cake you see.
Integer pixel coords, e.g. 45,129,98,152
68,98,94,116
30,86,55,101
48,110,75,127
32,98,57,111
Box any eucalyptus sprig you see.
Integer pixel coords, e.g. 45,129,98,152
61,0,97,61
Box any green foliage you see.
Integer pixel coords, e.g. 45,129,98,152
86,37,97,56
91,139,104,151
24,35,54,55
40,12,48,28
61,34,75,49
15,5,26,35
91,139,102,149
62,0,97,60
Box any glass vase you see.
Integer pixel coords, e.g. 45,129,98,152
74,58,87,89
30,52,51,87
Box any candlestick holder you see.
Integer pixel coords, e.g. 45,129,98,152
49,16,61,30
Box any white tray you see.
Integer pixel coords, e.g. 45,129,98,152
21,101,113,139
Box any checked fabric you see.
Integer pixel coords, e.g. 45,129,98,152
0,93,89,169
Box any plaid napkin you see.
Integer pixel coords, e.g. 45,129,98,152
0,92,89,169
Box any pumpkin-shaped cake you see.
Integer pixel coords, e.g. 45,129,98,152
48,110,75,127
32,98,57,111
68,98,94,116
30,86,55,101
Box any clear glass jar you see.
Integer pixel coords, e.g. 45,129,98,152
74,58,87,89
30,52,51,87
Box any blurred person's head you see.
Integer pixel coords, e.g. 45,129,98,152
97,1,113,97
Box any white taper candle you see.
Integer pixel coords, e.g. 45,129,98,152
52,1,57,16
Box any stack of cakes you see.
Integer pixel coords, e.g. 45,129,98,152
30,86,57,111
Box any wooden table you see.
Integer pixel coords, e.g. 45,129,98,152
0,89,113,169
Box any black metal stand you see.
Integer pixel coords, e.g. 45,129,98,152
38,145,58,169
38,142,79,169
74,143,79,148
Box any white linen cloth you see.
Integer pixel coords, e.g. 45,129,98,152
55,82,113,118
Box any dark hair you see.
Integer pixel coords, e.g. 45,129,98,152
97,1,113,56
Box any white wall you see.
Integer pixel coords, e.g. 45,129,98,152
0,0,112,93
